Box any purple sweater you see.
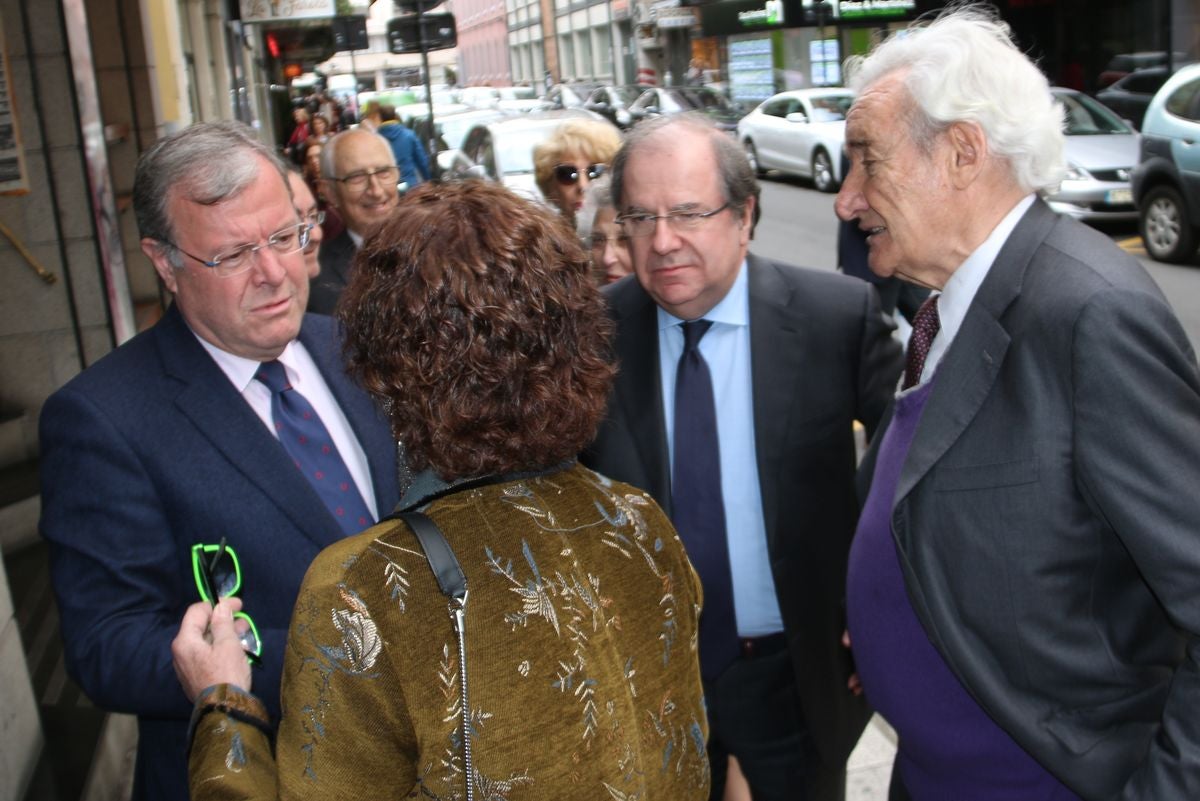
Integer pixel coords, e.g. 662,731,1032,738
846,380,1080,801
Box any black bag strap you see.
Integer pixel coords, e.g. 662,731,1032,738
398,511,466,602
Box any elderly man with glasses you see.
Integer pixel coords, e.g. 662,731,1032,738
309,127,401,314
37,121,399,801
581,113,903,801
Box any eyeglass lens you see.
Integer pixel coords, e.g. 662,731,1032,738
555,163,605,186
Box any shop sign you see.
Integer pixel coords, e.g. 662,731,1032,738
837,0,915,19
656,7,697,28
239,0,335,24
738,0,784,27
701,0,801,37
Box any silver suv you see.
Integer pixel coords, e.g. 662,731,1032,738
1132,63,1200,263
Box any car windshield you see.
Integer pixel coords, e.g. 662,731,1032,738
440,116,492,150
1055,91,1133,135
809,94,854,122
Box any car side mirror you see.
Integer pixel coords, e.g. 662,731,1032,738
785,112,810,124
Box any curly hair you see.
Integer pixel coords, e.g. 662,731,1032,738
339,181,616,481
533,119,623,200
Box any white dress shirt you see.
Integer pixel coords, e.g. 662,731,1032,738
196,334,379,519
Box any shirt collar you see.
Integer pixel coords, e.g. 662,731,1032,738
193,331,303,393
935,194,1035,345
656,258,749,331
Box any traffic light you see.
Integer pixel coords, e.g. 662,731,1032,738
332,15,369,51
386,13,457,54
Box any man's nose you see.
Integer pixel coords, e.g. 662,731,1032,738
650,217,681,254
834,168,867,223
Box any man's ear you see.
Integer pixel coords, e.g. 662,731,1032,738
946,121,988,190
142,238,179,294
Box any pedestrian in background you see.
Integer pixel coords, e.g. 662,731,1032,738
534,119,622,225
577,174,633,285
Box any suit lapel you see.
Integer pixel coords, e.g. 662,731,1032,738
612,284,673,513
298,315,400,515
747,255,805,545
895,200,1059,507
155,305,348,550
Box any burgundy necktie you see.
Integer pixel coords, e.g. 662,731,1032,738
903,295,941,390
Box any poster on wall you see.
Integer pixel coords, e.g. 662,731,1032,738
0,13,29,195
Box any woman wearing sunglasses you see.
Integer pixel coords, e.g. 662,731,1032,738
172,181,709,801
532,118,622,224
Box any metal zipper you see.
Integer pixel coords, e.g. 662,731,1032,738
449,591,471,801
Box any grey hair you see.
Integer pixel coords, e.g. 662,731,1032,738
576,174,616,240
133,121,286,267
319,128,396,181
843,3,1065,194
610,113,758,222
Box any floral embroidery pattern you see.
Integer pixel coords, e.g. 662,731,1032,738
277,465,707,800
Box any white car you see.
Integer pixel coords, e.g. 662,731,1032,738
737,89,855,192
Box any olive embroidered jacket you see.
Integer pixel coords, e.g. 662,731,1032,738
188,463,710,801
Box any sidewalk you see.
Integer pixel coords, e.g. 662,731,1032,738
848,715,898,800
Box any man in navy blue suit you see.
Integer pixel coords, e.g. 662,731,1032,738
38,121,400,801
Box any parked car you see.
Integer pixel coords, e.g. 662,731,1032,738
496,86,541,113
1132,63,1200,263
540,83,600,112
1096,67,1174,129
736,88,854,192
446,109,615,203
579,85,643,129
1098,51,1189,88
627,86,744,133
1045,88,1139,222
411,107,513,177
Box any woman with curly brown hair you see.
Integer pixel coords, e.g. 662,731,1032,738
172,181,710,801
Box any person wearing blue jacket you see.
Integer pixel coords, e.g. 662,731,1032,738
363,100,430,189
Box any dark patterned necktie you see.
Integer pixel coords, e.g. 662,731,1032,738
672,320,739,680
256,360,374,536
903,295,941,390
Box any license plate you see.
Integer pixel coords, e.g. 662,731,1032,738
1106,188,1133,204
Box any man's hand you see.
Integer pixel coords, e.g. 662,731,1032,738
171,598,253,702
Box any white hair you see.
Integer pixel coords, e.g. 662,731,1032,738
844,4,1065,194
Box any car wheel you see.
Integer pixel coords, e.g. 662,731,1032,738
812,149,837,193
744,140,765,177
1140,185,1198,264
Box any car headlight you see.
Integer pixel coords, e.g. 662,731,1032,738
1063,163,1091,182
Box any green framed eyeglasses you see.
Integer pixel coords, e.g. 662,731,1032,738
191,538,262,663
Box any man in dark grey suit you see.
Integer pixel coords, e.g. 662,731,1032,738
839,7,1200,800
308,128,400,315
581,114,902,801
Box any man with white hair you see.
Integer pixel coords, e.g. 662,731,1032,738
839,6,1200,800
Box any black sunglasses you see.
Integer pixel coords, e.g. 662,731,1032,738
554,163,606,186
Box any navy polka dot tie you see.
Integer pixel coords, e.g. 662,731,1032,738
672,320,739,680
903,295,941,390
256,360,374,536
